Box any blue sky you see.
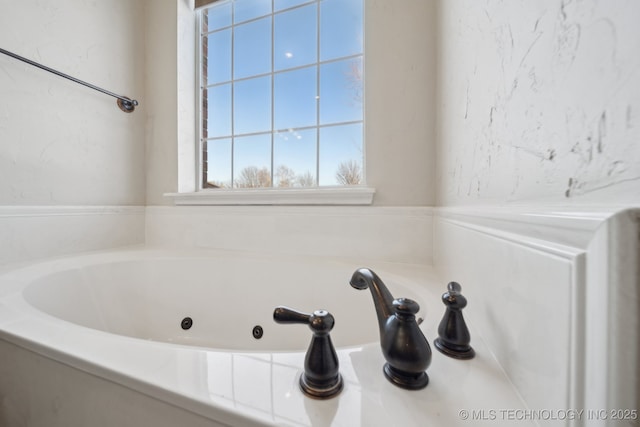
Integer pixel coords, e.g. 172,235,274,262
203,0,363,187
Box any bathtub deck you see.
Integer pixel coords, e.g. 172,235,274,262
0,248,532,427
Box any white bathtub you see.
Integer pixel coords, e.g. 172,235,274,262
0,247,529,426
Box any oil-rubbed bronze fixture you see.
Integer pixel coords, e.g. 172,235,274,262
273,306,343,399
0,47,139,113
350,268,432,390
434,282,475,359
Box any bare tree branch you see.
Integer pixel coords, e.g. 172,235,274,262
296,171,316,187
275,165,296,187
235,166,272,188
335,160,362,185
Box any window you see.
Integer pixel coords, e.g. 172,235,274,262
198,0,364,191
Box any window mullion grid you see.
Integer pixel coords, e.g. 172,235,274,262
359,0,365,185
200,11,209,189
315,0,321,187
270,0,275,188
201,0,364,191
230,4,235,188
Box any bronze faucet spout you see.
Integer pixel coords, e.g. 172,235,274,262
349,267,431,390
350,268,394,335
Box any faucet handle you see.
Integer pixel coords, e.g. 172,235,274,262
273,306,311,324
434,282,475,359
273,306,343,399
448,281,462,294
273,306,335,333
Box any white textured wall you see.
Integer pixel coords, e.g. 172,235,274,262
0,1,147,263
145,0,180,205
365,0,437,206
436,0,640,206
0,0,146,206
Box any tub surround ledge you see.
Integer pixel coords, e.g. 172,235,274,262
145,205,433,265
0,205,145,266
434,205,640,426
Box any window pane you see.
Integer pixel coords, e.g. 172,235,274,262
234,76,271,135
234,134,272,188
206,138,232,188
200,0,364,190
204,2,231,32
274,128,317,187
275,0,310,12
319,123,363,186
319,57,363,125
234,0,271,24
274,67,317,130
320,0,363,61
207,84,232,138
206,29,231,84
274,4,317,71
234,17,271,79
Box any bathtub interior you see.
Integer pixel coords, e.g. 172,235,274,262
20,252,428,351
1,248,536,427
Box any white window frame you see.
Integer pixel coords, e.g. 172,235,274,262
167,0,374,206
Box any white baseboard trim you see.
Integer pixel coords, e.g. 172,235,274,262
0,205,145,218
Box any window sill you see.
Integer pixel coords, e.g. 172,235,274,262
165,186,376,206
